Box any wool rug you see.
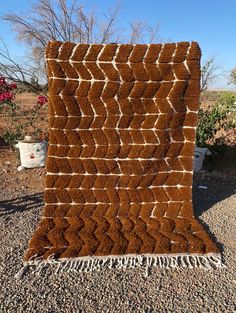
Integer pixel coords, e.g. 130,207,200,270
22,41,223,274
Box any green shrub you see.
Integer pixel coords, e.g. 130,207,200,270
196,92,236,148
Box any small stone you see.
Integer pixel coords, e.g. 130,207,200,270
198,185,208,189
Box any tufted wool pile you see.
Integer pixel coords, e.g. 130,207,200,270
24,42,222,272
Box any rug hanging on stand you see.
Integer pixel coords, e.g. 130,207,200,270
23,41,223,275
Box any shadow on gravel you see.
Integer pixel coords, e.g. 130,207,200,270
0,192,43,217
193,174,236,253
193,174,235,216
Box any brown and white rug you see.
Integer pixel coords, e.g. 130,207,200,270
22,41,223,274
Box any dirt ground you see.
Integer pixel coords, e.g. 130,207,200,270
0,150,236,312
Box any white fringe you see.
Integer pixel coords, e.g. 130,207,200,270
15,253,226,279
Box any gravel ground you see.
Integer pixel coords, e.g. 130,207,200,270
0,153,236,312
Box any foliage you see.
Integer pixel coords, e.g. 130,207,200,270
0,76,48,147
216,92,236,126
196,92,236,148
196,107,226,148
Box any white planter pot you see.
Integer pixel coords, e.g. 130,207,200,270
193,146,211,172
15,139,47,171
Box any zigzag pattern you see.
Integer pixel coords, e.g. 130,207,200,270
25,42,219,262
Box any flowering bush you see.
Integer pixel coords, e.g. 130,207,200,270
0,76,48,147
0,77,16,106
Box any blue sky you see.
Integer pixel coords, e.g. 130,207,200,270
0,0,235,89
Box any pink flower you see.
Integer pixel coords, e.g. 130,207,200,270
37,95,48,106
9,83,17,89
0,91,14,102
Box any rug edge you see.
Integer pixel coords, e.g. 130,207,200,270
16,252,226,279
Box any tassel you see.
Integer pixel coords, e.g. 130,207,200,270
16,253,226,278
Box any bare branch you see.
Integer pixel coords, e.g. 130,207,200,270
76,7,96,43
146,23,162,43
0,39,45,92
98,4,120,44
128,21,161,44
129,21,145,44
1,0,162,88
201,57,224,92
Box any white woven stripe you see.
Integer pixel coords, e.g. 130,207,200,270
46,170,193,175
